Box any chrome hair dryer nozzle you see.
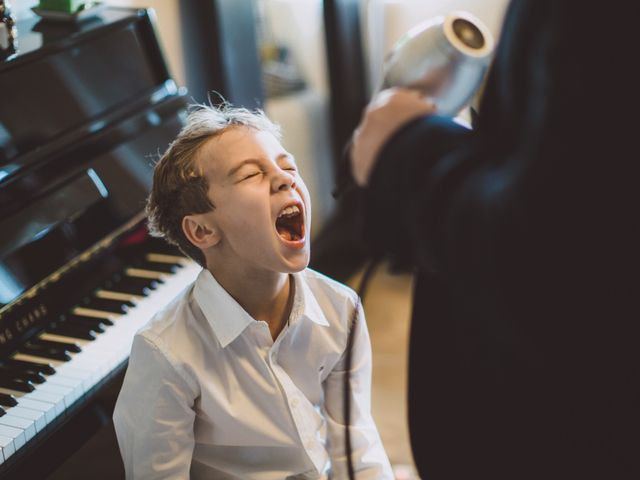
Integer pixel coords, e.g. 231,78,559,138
381,11,495,116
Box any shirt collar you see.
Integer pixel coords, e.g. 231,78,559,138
193,269,254,348
290,270,330,328
193,269,330,348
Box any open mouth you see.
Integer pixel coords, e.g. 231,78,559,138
275,203,305,243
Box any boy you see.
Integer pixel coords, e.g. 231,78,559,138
113,104,393,479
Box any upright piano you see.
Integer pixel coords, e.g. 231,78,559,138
0,7,200,477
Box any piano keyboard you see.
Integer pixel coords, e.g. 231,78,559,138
0,253,201,464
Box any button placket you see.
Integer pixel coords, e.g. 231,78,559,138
263,318,325,472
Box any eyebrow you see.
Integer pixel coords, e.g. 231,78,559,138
226,154,294,178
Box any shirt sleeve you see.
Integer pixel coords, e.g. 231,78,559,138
113,334,199,479
322,299,394,479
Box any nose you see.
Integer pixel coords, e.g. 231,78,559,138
273,168,296,192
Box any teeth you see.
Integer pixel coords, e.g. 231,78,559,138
278,205,300,218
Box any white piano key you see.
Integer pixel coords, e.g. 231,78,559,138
43,373,78,388
35,383,76,409
39,332,92,346
71,307,119,320
0,434,15,463
54,365,99,392
0,424,26,450
146,253,189,264
15,398,57,424
125,268,167,279
42,373,84,397
53,377,85,402
95,290,143,302
22,389,65,417
0,414,36,442
62,352,112,381
3,406,47,433
12,353,65,367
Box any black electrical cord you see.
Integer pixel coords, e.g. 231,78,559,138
343,257,382,479
332,134,384,479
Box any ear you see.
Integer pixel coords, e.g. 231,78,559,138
182,213,221,250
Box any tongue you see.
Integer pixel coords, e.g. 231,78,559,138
277,225,294,241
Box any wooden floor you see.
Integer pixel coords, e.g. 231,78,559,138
47,264,419,479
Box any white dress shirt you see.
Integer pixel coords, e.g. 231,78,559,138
113,267,393,479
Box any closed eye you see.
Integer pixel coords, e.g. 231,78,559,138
242,171,262,180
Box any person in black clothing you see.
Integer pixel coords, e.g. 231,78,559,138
351,0,638,478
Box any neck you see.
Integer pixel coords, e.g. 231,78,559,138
206,262,293,338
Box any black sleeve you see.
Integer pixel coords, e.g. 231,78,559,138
362,115,475,271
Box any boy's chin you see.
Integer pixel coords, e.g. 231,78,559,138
281,251,310,273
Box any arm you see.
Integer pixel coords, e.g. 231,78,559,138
360,110,474,271
322,301,394,479
113,335,198,479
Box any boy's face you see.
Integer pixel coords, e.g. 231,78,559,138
197,126,311,274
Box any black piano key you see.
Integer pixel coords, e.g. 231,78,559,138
0,367,46,385
23,371,47,384
65,313,113,327
64,315,108,331
47,323,97,341
0,393,18,407
19,343,72,362
29,338,82,353
134,260,181,274
79,297,132,313
105,277,159,296
0,376,35,393
4,359,56,375
107,283,151,296
0,363,46,382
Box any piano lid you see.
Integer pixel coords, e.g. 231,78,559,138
0,7,174,181
0,7,187,314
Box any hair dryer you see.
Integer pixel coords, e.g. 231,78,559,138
380,10,495,116
335,11,494,197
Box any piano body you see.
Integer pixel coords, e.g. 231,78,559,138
0,7,200,478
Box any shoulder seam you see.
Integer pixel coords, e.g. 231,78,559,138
136,332,200,396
